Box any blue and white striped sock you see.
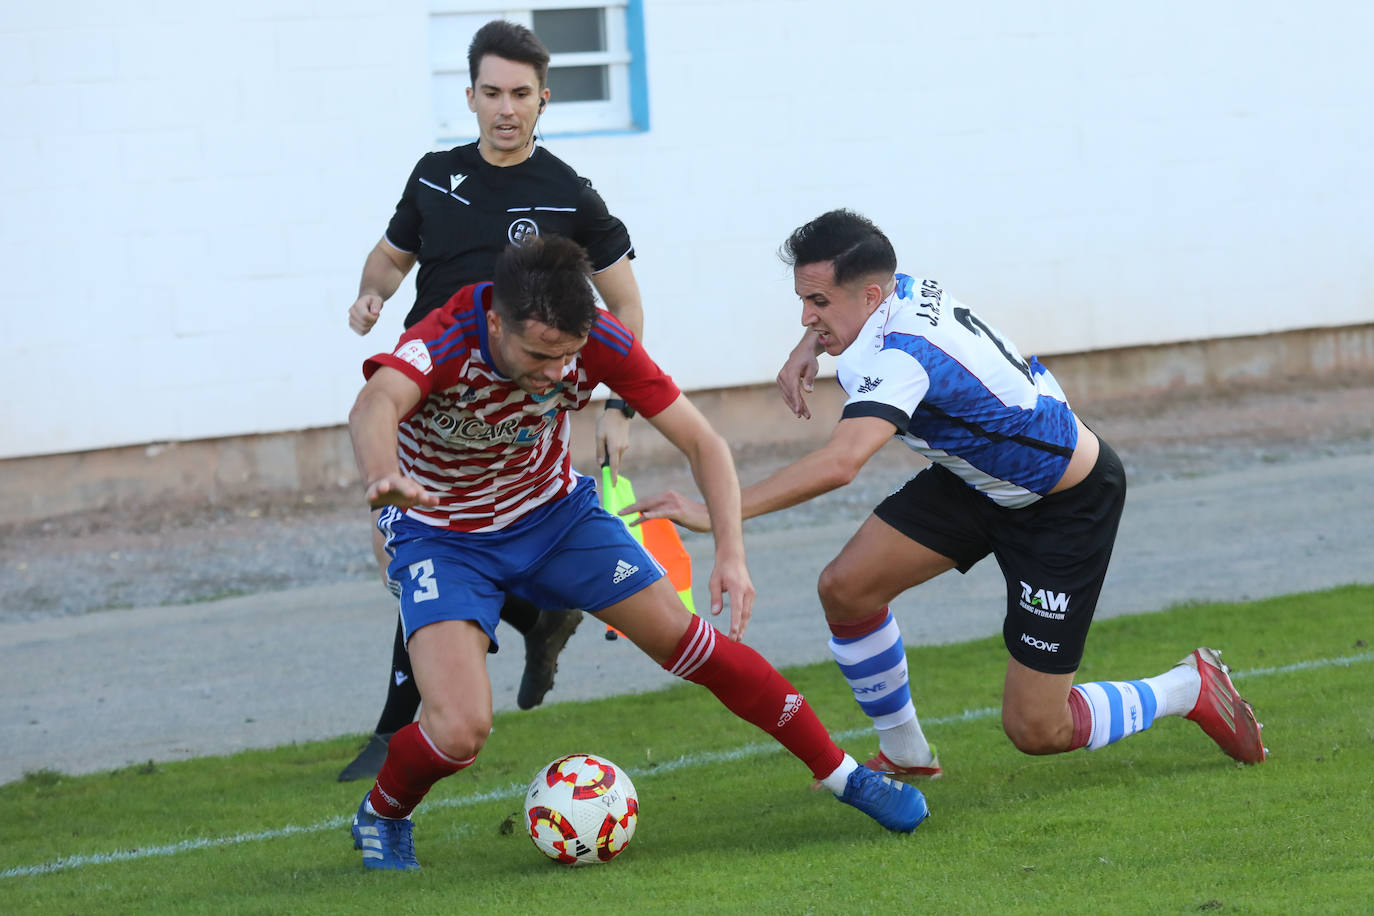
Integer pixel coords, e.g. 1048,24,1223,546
1071,680,1160,751
829,609,913,728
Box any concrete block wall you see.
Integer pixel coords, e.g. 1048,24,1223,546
2,1,1371,462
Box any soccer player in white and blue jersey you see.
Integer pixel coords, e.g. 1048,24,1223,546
629,209,1266,785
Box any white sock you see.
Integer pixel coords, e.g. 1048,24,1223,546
820,753,859,795
878,717,935,767
1142,662,1202,717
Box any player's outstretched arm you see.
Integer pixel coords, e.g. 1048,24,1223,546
591,256,644,482
630,415,896,532
737,415,895,518
644,394,755,641
776,329,824,419
348,238,417,336
348,366,439,510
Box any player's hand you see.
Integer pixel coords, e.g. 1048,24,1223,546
777,334,821,419
624,489,710,533
708,551,754,641
596,409,631,484
365,473,439,510
349,293,385,336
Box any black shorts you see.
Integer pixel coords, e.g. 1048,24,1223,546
873,439,1127,674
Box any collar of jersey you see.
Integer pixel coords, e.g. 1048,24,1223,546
475,282,503,375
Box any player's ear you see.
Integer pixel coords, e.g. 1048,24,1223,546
487,308,502,339
466,86,477,113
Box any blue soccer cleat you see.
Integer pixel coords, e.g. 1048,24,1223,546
836,764,930,833
352,795,420,871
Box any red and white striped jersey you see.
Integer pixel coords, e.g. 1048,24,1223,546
363,282,679,532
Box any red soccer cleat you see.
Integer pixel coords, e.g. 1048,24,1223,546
864,748,944,781
1182,647,1267,764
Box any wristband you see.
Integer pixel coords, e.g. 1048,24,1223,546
604,398,636,419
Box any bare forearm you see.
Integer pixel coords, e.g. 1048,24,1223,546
740,448,855,519
684,431,747,559
792,328,824,358
359,245,410,301
348,391,403,485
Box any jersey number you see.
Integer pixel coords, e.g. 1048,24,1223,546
953,307,1032,383
408,559,439,603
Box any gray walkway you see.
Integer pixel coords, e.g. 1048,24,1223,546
3,450,1371,784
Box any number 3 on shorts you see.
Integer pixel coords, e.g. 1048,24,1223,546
408,559,440,603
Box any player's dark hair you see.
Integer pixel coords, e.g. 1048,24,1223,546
780,209,897,286
492,236,597,337
468,20,551,87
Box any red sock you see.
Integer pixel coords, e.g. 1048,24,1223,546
1066,686,1092,751
663,615,844,779
827,606,890,640
369,722,475,818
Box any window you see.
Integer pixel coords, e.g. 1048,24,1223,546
429,1,650,143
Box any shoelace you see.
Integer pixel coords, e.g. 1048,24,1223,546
382,819,416,864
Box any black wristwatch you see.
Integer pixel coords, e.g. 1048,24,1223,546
604,397,636,419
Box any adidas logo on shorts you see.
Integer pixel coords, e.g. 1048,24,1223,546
612,558,639,584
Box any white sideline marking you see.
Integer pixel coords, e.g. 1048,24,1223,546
4,650,1369,880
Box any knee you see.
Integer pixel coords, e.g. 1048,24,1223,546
817,560,863,619
418,707,492,760
1002,709,1073,756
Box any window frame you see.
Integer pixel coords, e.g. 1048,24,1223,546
428,0,650,145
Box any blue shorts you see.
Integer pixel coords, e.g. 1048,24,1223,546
378,476,664,649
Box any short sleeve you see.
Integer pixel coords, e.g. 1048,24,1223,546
383,156,426,254
572,178,634,272
581,312,680,417
837,346,930,432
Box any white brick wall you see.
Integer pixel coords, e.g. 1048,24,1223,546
1,1,1371,458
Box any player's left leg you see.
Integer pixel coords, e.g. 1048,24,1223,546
599,580,928,832
996,438,1263,762
518,478,925,832
1002,650,1265,763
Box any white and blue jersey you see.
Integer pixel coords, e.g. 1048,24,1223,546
836,274,1078,508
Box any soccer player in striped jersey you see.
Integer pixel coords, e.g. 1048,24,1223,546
339,20,645,782
629,209,1266,788
345,235,928,871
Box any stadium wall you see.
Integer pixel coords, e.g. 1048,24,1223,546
2,2,1370,462
1,322,1370,526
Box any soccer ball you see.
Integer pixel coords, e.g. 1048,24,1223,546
524,753,638,865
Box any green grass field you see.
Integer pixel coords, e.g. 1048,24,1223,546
3,586,1371,914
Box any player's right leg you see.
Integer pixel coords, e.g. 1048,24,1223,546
349,519,506,871
817,506,964,780
353,620,491,871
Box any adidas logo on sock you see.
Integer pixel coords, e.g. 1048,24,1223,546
777,692,804,727
612,558,640,584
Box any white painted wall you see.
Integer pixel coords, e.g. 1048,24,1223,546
2,1,1370,459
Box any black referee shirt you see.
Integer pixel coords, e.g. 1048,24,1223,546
384,142,635,329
